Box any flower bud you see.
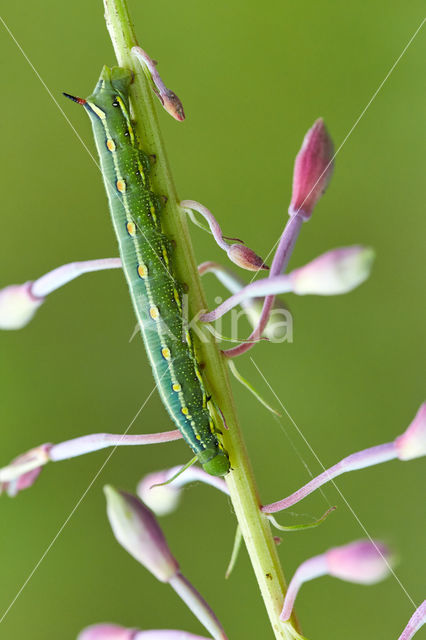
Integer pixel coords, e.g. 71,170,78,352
325,540,392,584
395,403,426,461
0,444,51,497
78,624,138,640
137,470,182,516
289,246,374,295
0,282,43,330
78,626,212,640
137,466,228,516
280,538,391,621
104,486,179,582
289,118,334,220
227,244,269,272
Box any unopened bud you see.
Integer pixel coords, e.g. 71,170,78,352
289,118,334,220
79,626,212,640
227,244,269,272
280,538,391,621
104,485,179,582
138,470,182,516
0,444,51,497
137,466,228,516
78,625,138,640
325,540,392,584
290,246,374,295
0,282,43,330
395,403,426,461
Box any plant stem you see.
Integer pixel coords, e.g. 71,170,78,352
103,1,299,636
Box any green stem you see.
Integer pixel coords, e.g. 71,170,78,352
103,1,299,637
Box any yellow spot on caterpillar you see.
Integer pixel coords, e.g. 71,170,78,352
137,263,148,278
106,139,116,151
162,247,169,265
173,289,181,310
162,347,171,360
115,96,135,144
172,383,181,392
196,434,201,441
149,306,159,319
116,179,126,193
195,368,203,383
127,222,136,236
88,102,106,120
181,407,189,416
185,331,192,348
137,161,146,185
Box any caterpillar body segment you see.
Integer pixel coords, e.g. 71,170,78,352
68,66,229,477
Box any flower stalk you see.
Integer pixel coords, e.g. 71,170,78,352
104,487,227,640
397,601,426,640
103,0,298,637
262,403,426,513
0,430,182,496
280,539,392,622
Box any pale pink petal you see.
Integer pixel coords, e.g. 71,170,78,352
395,403,426,461
325,540,392,584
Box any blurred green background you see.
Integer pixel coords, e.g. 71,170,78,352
0,1,425,638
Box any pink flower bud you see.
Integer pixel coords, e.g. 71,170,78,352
138,470,182,516
289,246,375,295
395,403,426,461
104,486,179,582
280,538,391,621
78,624,138,640
137,466,228,516
227,244,269,272
0,282,43,330
289,118,334,220
0,444,51,497
78,626,212,640
325,540,392,584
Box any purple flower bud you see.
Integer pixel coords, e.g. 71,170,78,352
104,486,179,582
325,540,392,584
289,246,375,295
137,470,182,516
289,118,334,220
280,538,392,621
0,444,51,497
131,46,185,122
395,403,426,460
0,282,43,330
78,624,138,640
137,466,228,516
78,626,212,640
227,244,269,272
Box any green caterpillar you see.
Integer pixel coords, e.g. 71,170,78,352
65,66,230,477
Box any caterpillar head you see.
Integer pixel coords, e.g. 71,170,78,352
199,449,230,477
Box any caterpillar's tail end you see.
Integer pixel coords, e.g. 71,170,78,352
63,92,86,105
